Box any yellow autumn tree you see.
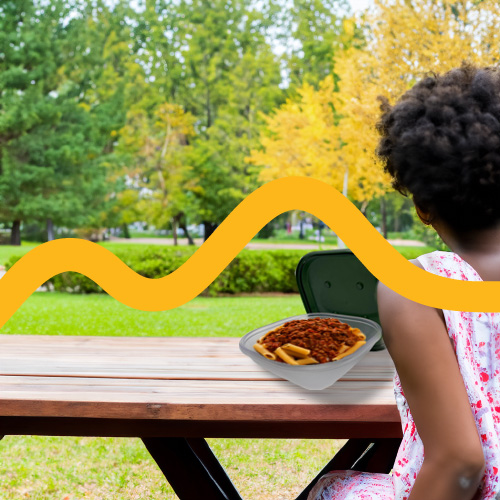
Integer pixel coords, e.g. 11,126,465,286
249,0,500,204
248,76,348,190
117,102,196,243
332,0,500,197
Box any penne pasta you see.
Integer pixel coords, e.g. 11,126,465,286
281,348,309,359
337,343,349,354
296,357,319,365
281,343,310,358
333,340,366,360
275,347,299,365
351,328,366,340
253,343,276,360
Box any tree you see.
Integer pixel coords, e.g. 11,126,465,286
118,0,370,238
245,5,380,204
249,0,500,214
0,100,110,239
330,0,500,211
247,73,388,204
0,0,117,243
74,1,157,238
283,0,357,88
118,102,196,244
130,0,285,238
181,1,285,237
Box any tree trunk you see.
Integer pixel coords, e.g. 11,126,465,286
394,211,400,232
10,220,21,246
121,223,130,239
172,217,178,246
47,218,55,241
179,217,195,245
360,200,369,216
380,198,388,239
206,88,212,128
203,221,217,241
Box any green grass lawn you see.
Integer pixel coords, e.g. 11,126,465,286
0,242,39,266
0,435,342,500
1,293,306,336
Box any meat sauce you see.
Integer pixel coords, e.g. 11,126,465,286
259,317,360,363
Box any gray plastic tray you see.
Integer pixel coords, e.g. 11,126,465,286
239,312,382,390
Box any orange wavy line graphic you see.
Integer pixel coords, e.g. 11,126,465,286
1,176,498,329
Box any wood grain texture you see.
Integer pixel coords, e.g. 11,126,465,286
0,335,395,380
0,335,400,437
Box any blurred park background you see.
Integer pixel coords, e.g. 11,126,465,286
2,0,500,498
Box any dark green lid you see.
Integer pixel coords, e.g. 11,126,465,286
295,249,386,351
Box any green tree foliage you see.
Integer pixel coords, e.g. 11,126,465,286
177,0,285,236
118,101,196,243
0,0,123,243
282,0,356,88
1,0,358,244
123,0,287,239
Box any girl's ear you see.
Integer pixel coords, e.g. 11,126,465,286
414,204,433,226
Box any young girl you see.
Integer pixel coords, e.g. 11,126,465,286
308,65,500,500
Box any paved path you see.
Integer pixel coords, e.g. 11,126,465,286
109,237,425,249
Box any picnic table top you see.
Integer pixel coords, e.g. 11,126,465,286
0,335,401,439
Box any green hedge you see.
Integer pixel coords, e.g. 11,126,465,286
6,246,307,295
6,244,432,296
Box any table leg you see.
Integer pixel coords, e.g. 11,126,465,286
295,438,401,500
186,438,242,500
142,437,242,500
352,438,401,473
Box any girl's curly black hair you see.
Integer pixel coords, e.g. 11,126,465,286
376,64,500,232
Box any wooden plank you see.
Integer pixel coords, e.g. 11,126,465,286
4,374,378,389
0,373,398,421
0,335,395,381
0,363,394,381
0,335,235,347
0,397,399,422
0,376,396,402
0,416,403,439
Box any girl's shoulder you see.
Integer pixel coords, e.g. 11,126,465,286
415,251,482,282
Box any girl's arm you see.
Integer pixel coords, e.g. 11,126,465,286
377,269,485,500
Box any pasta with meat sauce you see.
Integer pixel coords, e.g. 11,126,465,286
253,317,366,365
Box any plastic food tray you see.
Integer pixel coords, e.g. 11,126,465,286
239,312,382,390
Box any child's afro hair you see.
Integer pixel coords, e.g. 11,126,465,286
377,64,500,232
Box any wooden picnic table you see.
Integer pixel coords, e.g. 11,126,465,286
0,334,402,500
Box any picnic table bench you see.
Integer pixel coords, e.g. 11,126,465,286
0,334,402,499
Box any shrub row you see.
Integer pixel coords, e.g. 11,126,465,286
6,246,308,295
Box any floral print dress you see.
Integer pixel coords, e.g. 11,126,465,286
307,251,500,500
